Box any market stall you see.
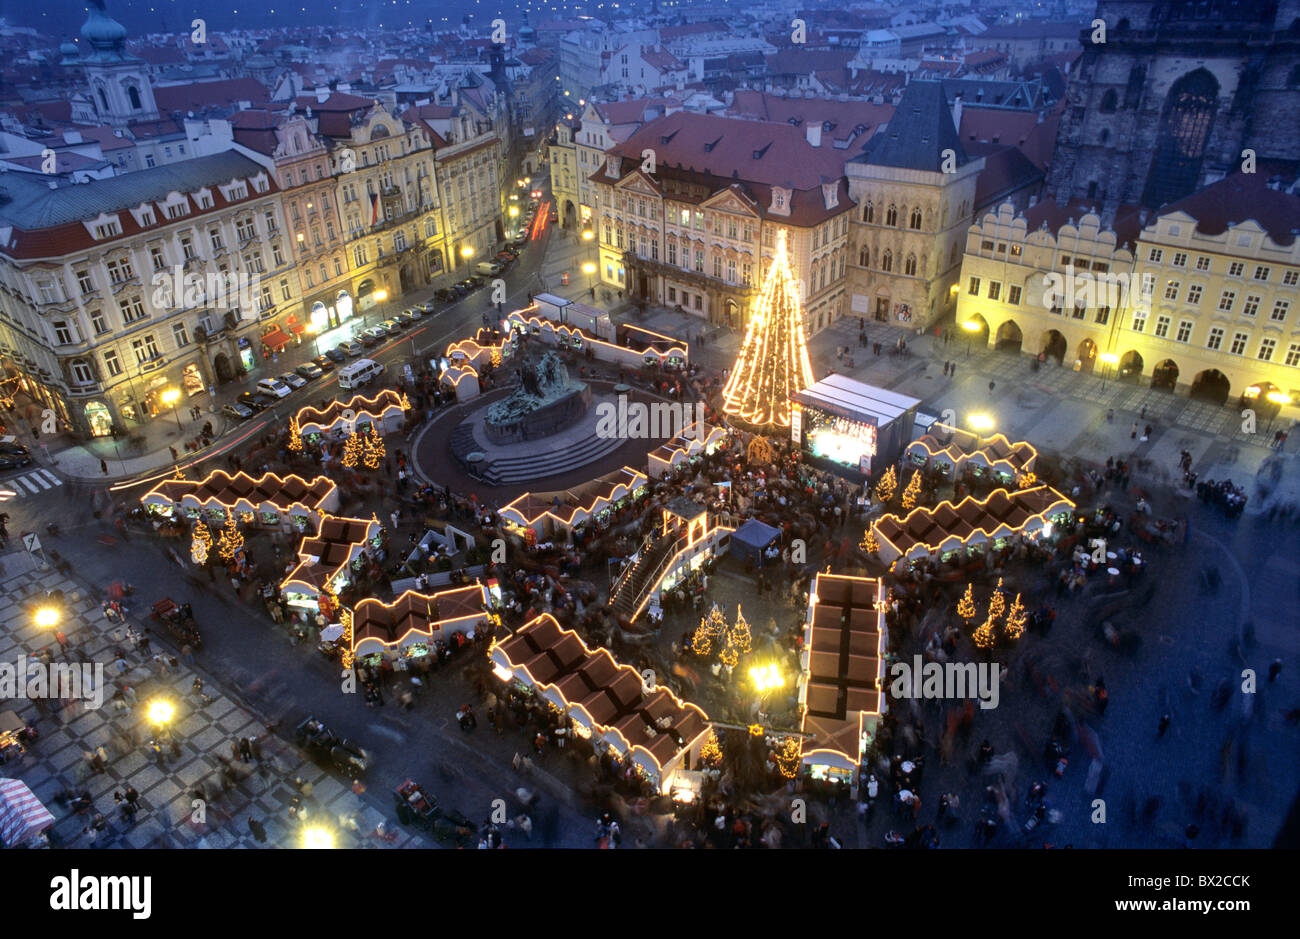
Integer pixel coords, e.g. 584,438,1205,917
0,777,54,848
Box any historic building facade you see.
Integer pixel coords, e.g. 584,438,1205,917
0,151,290,439
1048,0,1300,211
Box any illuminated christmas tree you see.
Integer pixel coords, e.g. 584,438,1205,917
342,432,362,468
287,415,303,452
362,425,385,470
216,514,243,563
860,525,879,554
190,523,212,566
774,737,803,778
956,583,976,625
701,730,723,766
721,230,814,430
875,465,897,504
724,606,753,657
1003,593,1027,641
987,578,1006,622
399,390,412,411
972,616,997,649
692,605,727,657
901,469,923,510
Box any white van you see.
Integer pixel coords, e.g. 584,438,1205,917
475,261,502,277
338,358,383,390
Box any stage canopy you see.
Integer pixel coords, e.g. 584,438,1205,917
729,518,782,566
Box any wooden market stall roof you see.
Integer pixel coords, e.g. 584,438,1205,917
352,584,486,648
493,614,709,770
908,428,1036,474
500,466,647,528
294,389,406,433
648,420,726,467
800,573,886,767
281,515,381,594
142,470,335,512
872,485,1074,557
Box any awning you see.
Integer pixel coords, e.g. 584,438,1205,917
0,778,54,847
286,321,307,335
261,329,292,352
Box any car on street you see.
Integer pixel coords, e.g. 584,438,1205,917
337,341,363,358
0,452,32,470
361,325,388,344
548,207,558,223
256,377,292,398
296,362,325,380
0,436,30,458
396,311,416,327
322,347,346,364
381,318,404,334
221,402,255,421
278,371,308,390
236,392,272,411
436,287,460,302
415,302,435,314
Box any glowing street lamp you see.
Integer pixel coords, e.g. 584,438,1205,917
34,606,60,628
374,289,389,303
749,663,785,694
509,206,520,218
582,261,596,296
1098,352,1119,392
581,229,594,241
968,413,995,433
161,387,183,432
961,319,981,358
147,699,175,728
302,826,335,848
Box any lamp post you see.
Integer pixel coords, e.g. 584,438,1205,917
582,261,596,299
161,387,183,433
371,288,389,330
1098,352,1119,393
968,413,994,434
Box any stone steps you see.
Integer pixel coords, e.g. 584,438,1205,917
474,432,625,485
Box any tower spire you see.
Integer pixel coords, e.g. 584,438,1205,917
721,229,814,430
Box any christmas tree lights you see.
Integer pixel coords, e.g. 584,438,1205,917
875,465,897,504
901,469,922,510
860,526,879,554
342,431,362,468
362,425,385,470
288,415,303,452
972,616,997,649
721,229,815,429
1003,592,1027,641
216,514,243,563
190,523,211,566
701,730,722,765
987,577,1006,622
956,583,976,625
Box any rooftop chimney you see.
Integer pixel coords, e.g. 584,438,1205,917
806,123,821,147
315,86,329,103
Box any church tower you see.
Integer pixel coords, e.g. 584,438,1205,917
74,0,160,128
1048,1,1300,212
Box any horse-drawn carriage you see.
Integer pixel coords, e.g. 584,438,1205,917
150,597,203,651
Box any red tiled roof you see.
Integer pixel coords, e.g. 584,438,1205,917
1156,171,1300,247
154,78,270,113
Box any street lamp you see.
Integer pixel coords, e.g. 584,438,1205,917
1098,352,1119,392
582,261,596,298
147,698,175,729
961,319,981,358
302,826,335,848
968,413,995,433
161,387,183,433
34,605,60,629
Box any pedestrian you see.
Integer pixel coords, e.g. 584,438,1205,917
949,363,955,378
169,446,178,462
247,817,268,844
239,737,253,762
1131,422,1138,440
181,644,194,666
230,739,241,762
1157,713,1171,737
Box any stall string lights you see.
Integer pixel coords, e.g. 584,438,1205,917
173,464,186,481
721,229,814,429
1017,471,1037,489
190,523,212,566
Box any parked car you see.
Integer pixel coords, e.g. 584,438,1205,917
0,436,30,458
381,318,404,334
361,325,388,344
296,362,325,381
495,250,516,263
295,716,370,780
236,392,271,411
396,311,416,327
0,451,32,470
338,340,364,358
221,402,254,421
256,377,292,398
322,348,346,364
278,371,308,390
415,302,435,314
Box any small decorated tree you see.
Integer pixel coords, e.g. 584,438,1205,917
693,604,728,657
1003,593,1027,641
287,415,303,452
957,583,977,626
190,522,212,566
216,514,243,564
860,526,879,555
874,465,898,504
901,469,923,510
987,577,1006,622
342,431,362,468
362,425,385,470
972,616,997,649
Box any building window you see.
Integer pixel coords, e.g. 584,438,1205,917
172,321,189,347
905,255,918,277
53,320,75,344
119,296,146,323
1241,296,1259,317
1154,315,1170,337
1095,306,1110,325
1206,327,1224,350
103,350,122,376
1172,252,1187,267
1283,270,1298,286
743,262,752,285
71,360,94,384
1253,265,1270,282
1186,284,1203,305
885,205,898,226
1196,256,1211,271
1286,343,1300,367
1227,261,1244,277
236,218,256,242
1175,320,1193,343
1258,338,1277,361
107,258,135,283
1229,332,1248,355
272,243,285,266
668,287,676,303
862,202,874,223
1131,311,1147,332
1271,300,1290,322
667,242,677,266
727,258,736,283
693,294,701,310
77,270,94,294
1164,281,1179,300
91,310,109,334
881,251,892,273
1007,285,1022,306
1218,290,1235,312
1148,247,1163,263
909,208,922,230
967,276,979,295
695,249,704,273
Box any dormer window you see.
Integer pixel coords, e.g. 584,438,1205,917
822,182,838,210
770,186,791,217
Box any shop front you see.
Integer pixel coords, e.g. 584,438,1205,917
83,400,114,437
